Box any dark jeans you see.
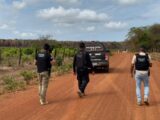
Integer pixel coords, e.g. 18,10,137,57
48,68,51,77
77,68,89,93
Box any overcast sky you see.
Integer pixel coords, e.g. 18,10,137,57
0,0,159,41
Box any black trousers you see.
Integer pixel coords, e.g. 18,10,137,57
48,68,51,77
77,68,89,93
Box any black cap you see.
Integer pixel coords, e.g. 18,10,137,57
79,42,85,48
139,45,146,52
43,43,50,51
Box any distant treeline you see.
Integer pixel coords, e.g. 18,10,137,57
125,24,160,52
0,39,124,50
0,39,61,48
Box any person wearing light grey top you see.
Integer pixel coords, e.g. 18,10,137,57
131,47,152,106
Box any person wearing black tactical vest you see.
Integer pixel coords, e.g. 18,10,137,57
35,43,54,105
131,47,152,106
73,42,93,97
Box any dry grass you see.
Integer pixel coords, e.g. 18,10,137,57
150,52,160,61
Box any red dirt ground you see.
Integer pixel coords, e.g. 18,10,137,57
0,53,160,120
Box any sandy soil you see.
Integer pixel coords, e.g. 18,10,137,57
0,53,160,120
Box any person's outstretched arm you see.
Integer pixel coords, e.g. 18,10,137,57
131,54,136,77
148,55,152,67
131,64,134,77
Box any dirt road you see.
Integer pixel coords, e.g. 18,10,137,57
0,53,160,120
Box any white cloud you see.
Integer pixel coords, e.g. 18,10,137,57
23,0,43,5
55,0,80,4
0,21,16,30
13,1,27,10
38,6,109,24
0,24,9,30
13,31,36,38
55,30,62,34
78,10,108,22
105,21,127,29
57,23,73,27
86,26,95,32
21,32,34,37
117,0,144,5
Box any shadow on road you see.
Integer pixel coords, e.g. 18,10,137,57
48,91,116,105
93,67,127,74
148,100,160,107
84,91,116,99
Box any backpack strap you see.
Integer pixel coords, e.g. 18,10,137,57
135,53,139,63
135,53,139,57
146,53,149,59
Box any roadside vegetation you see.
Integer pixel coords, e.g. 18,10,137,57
0,36,76,95
125,24,160,52
1,76,26,94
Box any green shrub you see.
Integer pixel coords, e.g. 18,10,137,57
23,48,34,55
55,63,72,76
20,71,34,85
56,66,64,76
56,56,63,66
22,55,33,64
2,48,18,58
2,76,26,92
32,71,38,78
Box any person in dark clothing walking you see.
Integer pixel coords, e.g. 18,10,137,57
73,42,93,97
35,43,54,105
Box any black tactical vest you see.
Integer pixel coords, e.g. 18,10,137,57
36,51,50,73
76,51,87,69
135,54,149,71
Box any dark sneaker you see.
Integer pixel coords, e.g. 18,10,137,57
82,93,86,96
144,98,149,106
77,91,83,98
